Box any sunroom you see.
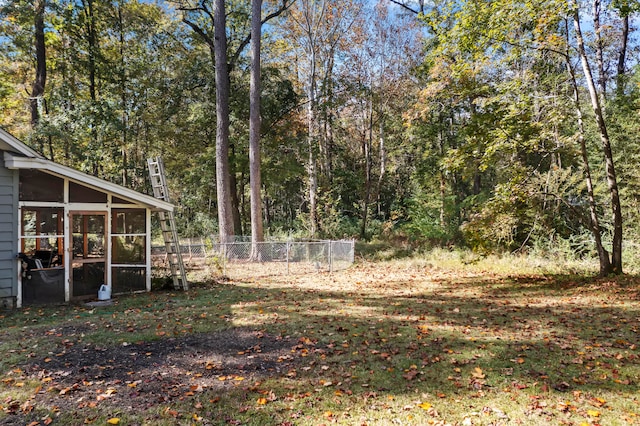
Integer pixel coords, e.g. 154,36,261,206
5,153,172,307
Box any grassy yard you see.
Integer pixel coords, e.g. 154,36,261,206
0,254,639,425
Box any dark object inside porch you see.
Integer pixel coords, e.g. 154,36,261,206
19,252,65,305
22,266,65,305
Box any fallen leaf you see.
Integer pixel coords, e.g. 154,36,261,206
403,370,418,380
418,402,432,410
472,367,485,379
106,418,120,425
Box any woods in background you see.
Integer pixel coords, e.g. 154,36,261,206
1,0,639,274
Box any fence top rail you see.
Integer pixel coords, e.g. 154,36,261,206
207,235,355,243
204,239,354,246
152,239,355,248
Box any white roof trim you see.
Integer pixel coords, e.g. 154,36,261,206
0,128,44,158
4,152,173,212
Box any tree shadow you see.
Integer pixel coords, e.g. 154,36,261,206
3,273,639,424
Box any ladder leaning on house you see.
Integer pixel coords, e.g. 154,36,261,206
147,157,189,291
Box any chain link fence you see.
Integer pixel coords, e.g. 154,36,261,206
152,238,355,280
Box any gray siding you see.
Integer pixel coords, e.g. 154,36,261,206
0,157,17,298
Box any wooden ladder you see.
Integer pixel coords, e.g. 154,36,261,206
147,157,189,291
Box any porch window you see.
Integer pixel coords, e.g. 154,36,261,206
19,170,63,202
111,209,146,293
69,181,107,203
20,208,64,267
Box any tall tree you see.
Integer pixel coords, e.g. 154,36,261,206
178,0,293,241
572,0,623,274
30,0,46,139
564,36,611,274
213,0,235,243
250,0,265,254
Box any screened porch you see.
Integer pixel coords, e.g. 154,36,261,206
17,168,162,306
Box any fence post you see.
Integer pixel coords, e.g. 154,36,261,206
286,241,290,275
328,240,333,273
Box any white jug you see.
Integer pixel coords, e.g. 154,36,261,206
98,284,111,301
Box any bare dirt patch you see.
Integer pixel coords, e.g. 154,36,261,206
2,328,299,425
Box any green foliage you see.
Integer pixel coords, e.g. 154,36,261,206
461,197,521,254
179,211,218,238
1,0,640,274
400,190,455,246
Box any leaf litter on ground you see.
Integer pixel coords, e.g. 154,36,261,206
0,259,639,425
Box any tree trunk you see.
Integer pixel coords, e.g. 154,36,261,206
82,0,97,102
182,0,293,243
564,34,611,275
229,150,242,235
592,0,607,99
30,0,46,152
377,117,385,218
360,98,373,240
81,0,99,172
118,4,128,186
320,52,335,180
616,13,629,96
307,48,318,238
214,0,234,244
249,0,265,259
438,126,446,228
572,5,623,274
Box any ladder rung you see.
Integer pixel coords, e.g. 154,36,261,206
147,156,188,291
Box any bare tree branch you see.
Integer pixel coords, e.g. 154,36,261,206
182,17,214,49
229,0,296,71
388,0,422,15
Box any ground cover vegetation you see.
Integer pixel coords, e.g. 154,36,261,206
1,254,639,425
3,1,640,424
2,0,640,272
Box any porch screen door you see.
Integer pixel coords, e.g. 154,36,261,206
70,212,106,298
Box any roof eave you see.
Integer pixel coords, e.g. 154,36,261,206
0,128,44,158
4,152,174,212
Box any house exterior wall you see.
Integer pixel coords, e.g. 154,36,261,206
0,155,18,307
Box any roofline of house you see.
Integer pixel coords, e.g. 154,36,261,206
4,152,173,212
0,128,44,158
